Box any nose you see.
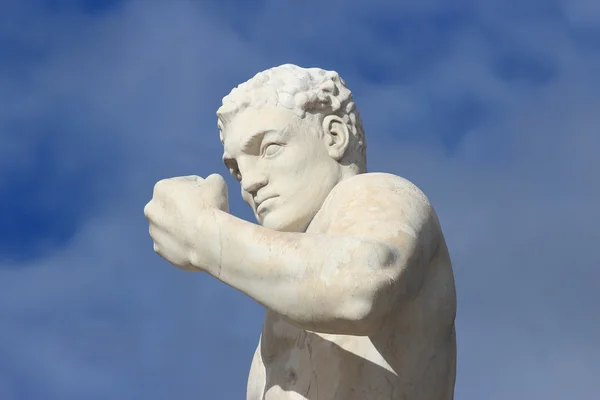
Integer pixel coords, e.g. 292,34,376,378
241,170,267,196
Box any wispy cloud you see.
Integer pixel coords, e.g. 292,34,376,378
1,0,598,399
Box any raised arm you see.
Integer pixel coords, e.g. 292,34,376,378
197,173,441,335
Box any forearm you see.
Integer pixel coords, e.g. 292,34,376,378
196,210,401,334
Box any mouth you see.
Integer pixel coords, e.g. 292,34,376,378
255,196,278,215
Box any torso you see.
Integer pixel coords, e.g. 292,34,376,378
247,173,457,400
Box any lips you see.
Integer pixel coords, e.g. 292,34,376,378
255,195,278,214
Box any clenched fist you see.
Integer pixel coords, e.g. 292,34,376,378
144,174,229,271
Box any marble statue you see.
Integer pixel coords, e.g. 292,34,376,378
144,64,457,399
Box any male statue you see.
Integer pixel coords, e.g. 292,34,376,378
144,64,457,399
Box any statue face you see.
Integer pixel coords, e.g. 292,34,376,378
221,106,341,232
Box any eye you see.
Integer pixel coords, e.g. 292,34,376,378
263,143,283,157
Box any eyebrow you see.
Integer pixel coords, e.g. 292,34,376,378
240,129,276,153
222,129,280,164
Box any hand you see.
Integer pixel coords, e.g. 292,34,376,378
144,174,229,271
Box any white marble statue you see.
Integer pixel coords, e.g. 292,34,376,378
144,64,457,399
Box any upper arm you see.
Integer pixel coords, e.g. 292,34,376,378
323,173,440,298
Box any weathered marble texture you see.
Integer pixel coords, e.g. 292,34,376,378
144,64,456,399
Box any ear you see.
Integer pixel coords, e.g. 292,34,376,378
321,115,350,161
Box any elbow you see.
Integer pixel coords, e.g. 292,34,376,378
332,295,386,336
292,240,411,336
323,242,401,336
289,289,386,336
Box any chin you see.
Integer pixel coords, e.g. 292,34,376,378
259,210,311,233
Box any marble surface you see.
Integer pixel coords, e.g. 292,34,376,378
145,64,457,399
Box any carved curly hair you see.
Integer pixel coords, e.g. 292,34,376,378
217,64,366,171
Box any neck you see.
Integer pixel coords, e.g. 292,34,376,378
338,164,362,183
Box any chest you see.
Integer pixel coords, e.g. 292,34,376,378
259,311,388,371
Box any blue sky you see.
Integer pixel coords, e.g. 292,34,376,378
1,0,599,398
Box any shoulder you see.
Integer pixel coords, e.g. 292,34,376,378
327,173,432,216
333,172,428,197
319,173,438,240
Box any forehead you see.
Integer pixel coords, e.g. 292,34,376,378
221,106,298,156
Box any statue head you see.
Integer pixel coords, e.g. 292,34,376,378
217,64,367,232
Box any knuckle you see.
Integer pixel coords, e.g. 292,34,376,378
207,173,225,185
174,175,202,185
143,202,153,217
153,179,168,193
